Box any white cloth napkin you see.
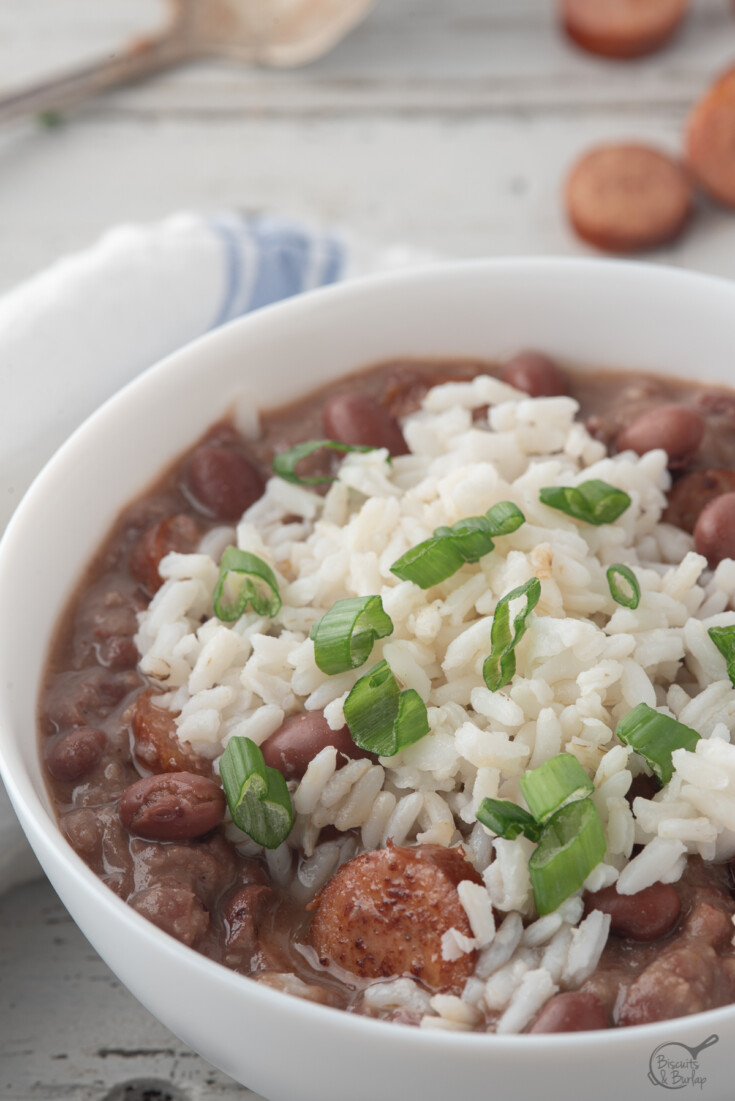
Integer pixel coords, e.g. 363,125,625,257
0,211,429,894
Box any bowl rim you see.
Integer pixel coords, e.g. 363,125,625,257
3,253,735,1055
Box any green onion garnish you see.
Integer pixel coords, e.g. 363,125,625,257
219,736,293,849
273,439,376,486
529,798,606,915
615,703,700,785
708,626,735,686
607,563,641,609
390,501,525,589
213,547,281,622
476,798,541,842
539,479,631,526
482,576,541,692
310,596,394,675
519,753,594,825
343,659,430,757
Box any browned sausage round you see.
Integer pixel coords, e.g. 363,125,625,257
584,881,680,941
565,145,693,254
119,771,225,841
694,492,735,566
560,0,689,59
130,690,210,776
529,991,608,1033
185,444,264,521
686,67,735,209
46,726,106,783
322,394,409,456
261,711,372,781
615,404,704,465
130,514,201,595
664,469,735,533
308,843,482,993
501,352,566,398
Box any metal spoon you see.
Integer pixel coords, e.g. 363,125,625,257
0,0,375,126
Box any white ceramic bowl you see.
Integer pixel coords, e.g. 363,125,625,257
2,258,735,1101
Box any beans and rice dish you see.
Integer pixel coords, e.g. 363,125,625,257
40,353,735,1035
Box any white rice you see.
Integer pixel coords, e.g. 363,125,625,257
134,372,735,1031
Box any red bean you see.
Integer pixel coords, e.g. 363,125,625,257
501,352,566,398
131,884,209,947
694,492,735,566
529,992,608,1033
46,727,106,782
130,514,201,595
223,883,276,954
261,711,371,781
322,394,409,456
615,404,704,465
119,771,225,841
185,444,264,521
584,881,680,941
664,469,735,533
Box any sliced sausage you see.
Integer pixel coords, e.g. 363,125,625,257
308,843,482,993
261,711,373,781
694,492,735,566
584,881,680,941
130,690,210,776
664,469,735,533
615,404,704,465
185,443,264,521
46,726,106,783
502,352,566,398
560,0,689,59
686,67,735,209
119,772,225,841
565,144,693,254
129,514,201,595
529,991,608,1033
322,394,409,456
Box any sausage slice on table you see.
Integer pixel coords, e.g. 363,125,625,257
565,144,693,254
560,0,689,59
686,67,735,209
308,843,483,994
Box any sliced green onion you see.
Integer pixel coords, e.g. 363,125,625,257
616,703,700,785
476,797,541,842
219,736,293,849
272,439,376,486
539,479,631,526
708,626,735,686
529,798,606,915
310,596,394,675
343,659,429,757
213,547,281,622
607,563,641,609
482,577,541,692
520,753,594,825
390,501,525,589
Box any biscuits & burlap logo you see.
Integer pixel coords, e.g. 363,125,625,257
648,1034,719,1090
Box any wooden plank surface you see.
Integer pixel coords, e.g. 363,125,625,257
2,1,735,1098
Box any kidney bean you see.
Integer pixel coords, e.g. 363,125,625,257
615,404,704,465
584,881,680,941
130,690,210,775
46,726,106,783
130,883,209,947
129,513,201,595
501,352,566,398
626,771,660,805
261,711,372,781
529,991,608,1033
322,393,409,456
694,492,735,566
224,883,276,955
664,469,735,533
185,443,264,521
119,771,225,841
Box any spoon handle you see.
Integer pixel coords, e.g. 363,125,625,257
0,33,193,127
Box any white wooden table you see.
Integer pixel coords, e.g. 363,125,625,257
2,1,735,1097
